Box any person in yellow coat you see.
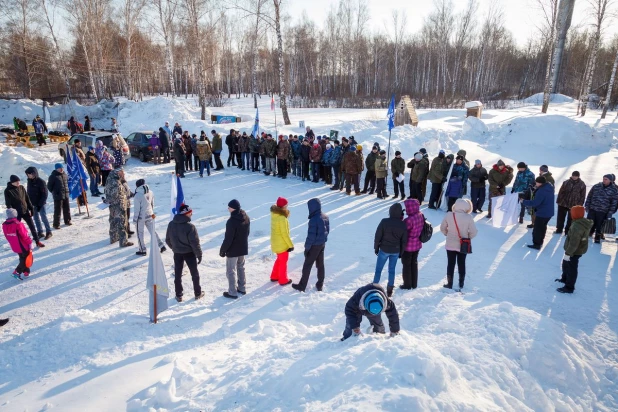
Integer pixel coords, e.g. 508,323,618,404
270,197,294,286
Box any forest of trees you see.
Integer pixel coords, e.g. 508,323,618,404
0,0,617,118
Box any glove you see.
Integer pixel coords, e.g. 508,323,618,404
197,257,202,264
563,255,570,262
375,249,379,256
219,251,225,258
607,213,613,220
304,250,309,257
390,331,400,337
287,247,294,253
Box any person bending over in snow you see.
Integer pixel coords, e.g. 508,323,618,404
555,206,593,294
341,283,400,341
2,208,33,280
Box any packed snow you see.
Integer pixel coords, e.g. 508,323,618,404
0,95,616,411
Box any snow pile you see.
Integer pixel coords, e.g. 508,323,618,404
0,144,59,185
462,116,489,138
523,93,575,105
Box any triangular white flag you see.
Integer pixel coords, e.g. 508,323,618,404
147,229,169,322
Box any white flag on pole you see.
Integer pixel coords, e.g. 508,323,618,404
147,230,169,322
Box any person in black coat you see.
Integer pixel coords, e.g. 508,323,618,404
84,116,92,132
173,138,186,177
219,199,251,299
225,129,237,167
159,127,171,163
25,167,52,239
5,175,44,247
373,203,407,297
300,139,311,181
341,283,400,341
293,198,330,292
47,163,72,229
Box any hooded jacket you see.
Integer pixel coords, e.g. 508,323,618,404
564,217,594,256
304,198,329,250
4,183,33,217
165,213,202,259
262,138,278,157
330,145,343,166
523,183,555,218
195,140,212,161
488,164,514,194
277,139,290,160
440,199,478,252
365,151,378,171
468,165,488,189
404,199,424,252
374,203,407,255
211,133,222,152
375,156,388,178
47,169,69,201
270,205,294,254
220,209,251,258
85,150,101,175
290,139,302,159
133,184,155,222
2,217,32,254
321,147,333,165
300,142,311,162
410,157,429,183
25,167,48,208
556,178,587,209
344,283,400,334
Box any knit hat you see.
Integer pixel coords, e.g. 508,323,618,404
414,153,422,161
517,162,527,169
372,146,378,151
6,208,17,219
364,291,385,315
570,205,585,220
379,150,386,155
475,159,482,166
350,146,356,152
439,149,445,154
540,165,549,172
395,151,401,156
497,160,505,167
54,163,63,170
135,179,145,188
228,199,240,210
571,171,580,177
456,155,464,161
276,197,288,208
9,175,20,183
356,145,363,151
317,136,322,140
178,204,192,215
419,148,427,154
536,176,546,184
604,174,615,182
211,129,216,134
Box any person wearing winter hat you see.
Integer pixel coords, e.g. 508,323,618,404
409,151,429,204
362,146,379,194
522,176,555,250
342,143,363,195
341,283,400,341
321,143,334,185
47,163,72,229
555,206,593,293
270,197,294,286
487,160,514,219
85,146,102,197
555,171,587,235
584,174,618,243
440,199,477,290
469,160,488,213
25,167,52,240
373,203,407,297
133,179,166,256
219,199,251,299
428,150,447,209
2,208,34,280
511,162,536,224
390,151,406,200
375,149,389,199
5,175,44,248
293,198,330,293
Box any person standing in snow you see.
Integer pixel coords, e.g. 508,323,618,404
225,129,237,167
584,174,618,244
173,136,186,178
196,135,213,177
47,163,72,229
163,121,172,139
522,176,555,250
85,146,102,197
409,152,429,203
269,197,294,286
149,132,161,164
511,162,536,224
555,171,587,235
300,138,311,181
362,146,379,194
33,115,46,146
342,145,362,195
277,135,291,179
172,122,183,136
166,204,205,302
292,198,329,293
373,203,407,297
2,208,33,280
5,175,44,248
427,150,446,209
340,283,400,341
375,150,388,199
249,133,261,172
25,167,52,240
262,134,278,176
440,199,477,290
211,130,224,170
96,143,114,186
445,175,463,212
555,205,593,294
487,160,514,219
110,118,119,133
468,160,488,213
219,199,250,299
84,115,92,132
401,199,424,290
181,132,193,172
390,151,406,200
104,168,133,248
159,127,171,164
309,141,323,183
133,179,166,256
290,135,302,178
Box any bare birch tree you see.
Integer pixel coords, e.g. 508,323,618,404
152,0,178,96
601,45,618,118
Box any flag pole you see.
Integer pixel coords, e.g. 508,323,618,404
153,284,158,324
79,178,90,217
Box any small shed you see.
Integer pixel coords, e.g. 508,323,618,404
395,95,419,127
465,101,483,118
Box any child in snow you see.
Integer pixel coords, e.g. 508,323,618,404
445,175,463,212
270,197,294,286
556,205,593,293
341,283,400,341
2,208,33,280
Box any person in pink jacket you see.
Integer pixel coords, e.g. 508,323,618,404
401,199,424,290
2,208,33,280
439,199,478,290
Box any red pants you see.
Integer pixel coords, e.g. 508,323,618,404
270,251,289,284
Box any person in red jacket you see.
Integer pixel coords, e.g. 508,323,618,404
2,208,33,280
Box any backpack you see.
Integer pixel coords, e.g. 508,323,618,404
419,213,433,243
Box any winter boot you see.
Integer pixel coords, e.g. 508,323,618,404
195,291,205,300
44,232,53,240
387,285,394,297
175,295,183,302
36,241,45,248
223,292,238,299
160,246,167,253
594,235,601,244
0,318,8,327
37,232,44,239
236,288,247,295
136,251,147,256
291,283,305,292
557,287,573,294
121,242,134,247
518,217,524,224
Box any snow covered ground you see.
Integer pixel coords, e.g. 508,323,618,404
0,96,616,411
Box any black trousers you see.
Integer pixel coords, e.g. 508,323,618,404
428,182,442,207
376,177,387,198
213,151,224,169
101,170,111,186
162,147,171,163
447,197,457,212
53,198,71,227
227,146,236,166
16,251,30,274
277,159,288,177
470,187,486,211
401,250,419,289
302,160,310,180
175,156,186,176
587,210,606,237
556,206,573,233
18,213,39,242
251,153,260,170
193,153,199,170
323,165,332,184
184,153,193,171
519,203,527,220
392,177,405,197
561,255,581,290
173,252,202,298
446,250,467,288
297,244,325,291
363,170,376,192
532,216,551,246
345,173,360,193
411,181,424,203
235,152,242,166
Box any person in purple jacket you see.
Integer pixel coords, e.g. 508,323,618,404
401,199,424,289
149,131,161,164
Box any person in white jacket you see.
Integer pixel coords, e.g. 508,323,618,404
133,179,166,256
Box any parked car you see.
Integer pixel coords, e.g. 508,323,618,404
126,131,155,162
58,131,129,163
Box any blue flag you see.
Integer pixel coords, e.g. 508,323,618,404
170,174,185,218
387,94,395,131
66,148,88,200
251,108,259,137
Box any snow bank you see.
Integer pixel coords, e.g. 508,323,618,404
462,116,489,138
523,93,575,105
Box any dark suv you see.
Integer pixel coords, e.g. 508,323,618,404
126,131,155,162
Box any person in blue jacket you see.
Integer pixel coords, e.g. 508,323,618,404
341,283,400,341
321,144,334,185
290,135,302,178
511,162,536,224
522,176,555,250
329,140,343,190
293,198,330,292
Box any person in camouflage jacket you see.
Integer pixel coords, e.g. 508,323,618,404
428,151,446,209
409,153,429,203
487,160,514,218
104,168,133,247
555,171,586,235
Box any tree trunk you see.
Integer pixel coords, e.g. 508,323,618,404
551,0,575,93
80,31,98,101
601,48,618,119
581,33,601,116
274,0,291,125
